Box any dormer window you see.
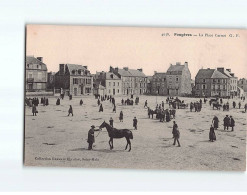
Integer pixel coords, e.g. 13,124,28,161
110,74,113,79
78,70,81,75
72,70,75,74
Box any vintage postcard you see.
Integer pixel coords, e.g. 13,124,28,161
24,25,247,171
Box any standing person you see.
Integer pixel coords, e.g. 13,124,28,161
233,101,236,109
172,121,178,138
229,116,235,131
97,99,100,106
166,110,170,122
68,105,73,116
109,117,114,127
80,99,83,105
32,104,37,116
99,104,103,112
144,100,148,108
113,104,116,113
190,102,194,112
121,99,124,105
87,125,95,150
223,115,230,130
45,98,49,106
119,111,123,122
173,126,181,147
245,103,247,113
209,125,216,142
239,102,241,109
212,116,219,130
133,117,138,130
162,101,164,109
56,98,60,105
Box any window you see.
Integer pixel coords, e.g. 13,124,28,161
28,73,33,78
37,72,42,80
37,83,42,89
218,79,220,83
113,82,115,86
73,78,78,84
109,89,111,94
109,82,111,86
117,89,119,93
202,84,206,90
118,82,119,86
176,78,179,82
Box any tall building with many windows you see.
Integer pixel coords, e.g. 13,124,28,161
55,64,93,96
151,72,167,95
25,56,47,92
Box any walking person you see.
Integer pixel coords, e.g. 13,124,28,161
80,99,83,105
212,116,219,130
239,102,241,109
133,117,138,130
119,111,123,122
144,100,148,108
68,105,73,116
99,104,103,112
209,125,216,142
172,121,178,138
230,116,235,131
173,126,181,147
113,104,116,113
32,104,37,116
87,125,95,150
109,117,114,127
223,115,230,130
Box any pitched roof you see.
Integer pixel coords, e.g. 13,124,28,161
196,69,228,79
105,72,121,80
127,69,146,77
167,65,185,72
153,72,166,79
117,69,133,77
66,64,87,73
26,56,47,70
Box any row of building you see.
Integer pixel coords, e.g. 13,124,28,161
25,56,247,98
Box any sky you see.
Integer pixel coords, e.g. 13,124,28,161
26,25,247,79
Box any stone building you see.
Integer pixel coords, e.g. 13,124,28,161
166,62,192,96
217,68,238,98
94,71,122,96
110,67,147,95
238,78,247,92
195,68,230,97
47,72,55,90
55,64,93,96
25,56,47,92
151,72,167,95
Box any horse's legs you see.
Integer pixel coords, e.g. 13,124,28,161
109,138,112,150
127,138,131,152
111,138,114,149
125,137,129,150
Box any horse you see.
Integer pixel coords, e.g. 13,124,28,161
99,121,133,152
213,103,222,110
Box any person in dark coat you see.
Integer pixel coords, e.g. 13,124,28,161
97,99,100,106
172,121,178,138
133,117,138,130
45,98,49,106
87,125,95,150
80,99,83,105
119,111,123,122
229,116,235,131
109,117,114,127
245,103,247,113
99,104,103,112
173,126,181,147
113,104,116,113
121,99,124,105
32,104,37,116
233,101,236,109
239,102,241,109
223,115,230,130
68,105,73,116
212,116,219,130
190,102,194,112
209,125,216,142
56,98,60,105
166,110,170,122
144,100,148,108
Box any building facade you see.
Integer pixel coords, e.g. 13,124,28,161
55,64,93,96
110,67,147,95
25,56,47,91
151,72,167,95
47,72,55,90
195,68,230,97
95,71,122,96
217,68,238,98
166,62,192,96
238,78,247,92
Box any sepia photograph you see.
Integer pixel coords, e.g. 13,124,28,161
24,25,247,171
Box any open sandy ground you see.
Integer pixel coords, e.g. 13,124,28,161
24,95,246,171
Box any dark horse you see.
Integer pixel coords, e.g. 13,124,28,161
99,121,133,152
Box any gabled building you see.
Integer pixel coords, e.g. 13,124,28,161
151,71,167,95
195,68,230,97
110,66,147,95
25,56,47,91
217,68,238,98
166,62,192,96
55,64,93,96
94,71,122,96
238,78,247,92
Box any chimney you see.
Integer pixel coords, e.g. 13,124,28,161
59,64,65,75
176,62,181,65
154,71,157,75
137,68,143,72
83,66,88,69
123,67,129,71
184,62,188,67
115,67,119,72
217,67,224,73
109,66,114,72
37,57,43,62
